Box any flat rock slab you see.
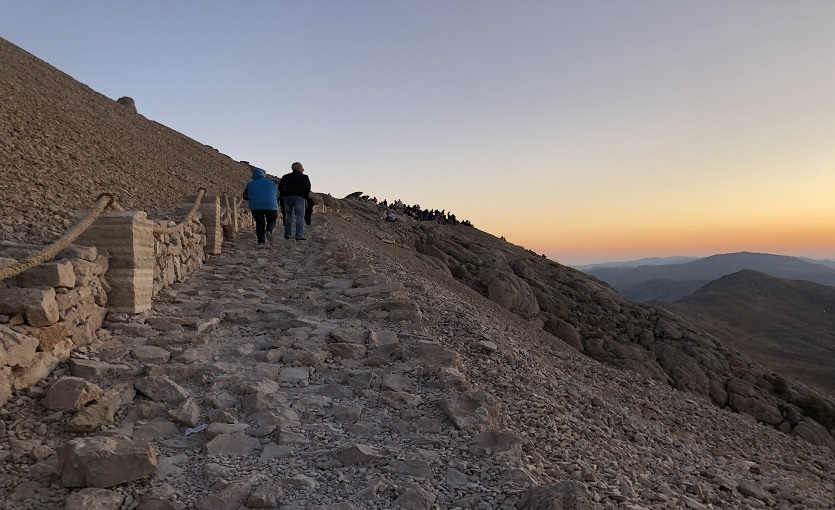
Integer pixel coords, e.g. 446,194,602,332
134,375,190,403
205,433,259,456
42,377,104,411
58,436,157,488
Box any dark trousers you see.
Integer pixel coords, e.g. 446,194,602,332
251,210,278,244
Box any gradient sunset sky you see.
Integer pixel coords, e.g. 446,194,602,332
3,1,834,266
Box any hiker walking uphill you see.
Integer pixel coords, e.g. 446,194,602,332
278,162,312,240
242,165,278,247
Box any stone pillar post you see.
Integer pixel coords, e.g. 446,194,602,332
232,197,240,234
75,211,154,314
184,194,222,255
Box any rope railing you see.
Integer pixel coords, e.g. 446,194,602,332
220,193,231,225
151,188,206,235
0,193,116,281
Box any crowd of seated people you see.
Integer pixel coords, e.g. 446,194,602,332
375,198,473,227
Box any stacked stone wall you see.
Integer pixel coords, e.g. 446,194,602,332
0,245,108,406
150,216,206,298
0,193,238,403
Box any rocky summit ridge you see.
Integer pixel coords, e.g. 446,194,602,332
0,37,833,509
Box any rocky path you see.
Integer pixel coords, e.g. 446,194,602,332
0,215,833,510
0,219,540,510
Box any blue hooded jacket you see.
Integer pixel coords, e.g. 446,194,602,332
244,167,278,210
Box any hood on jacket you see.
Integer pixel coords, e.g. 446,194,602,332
251,167,266,179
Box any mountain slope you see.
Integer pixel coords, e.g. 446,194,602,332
665,269,835,395
2,34,833,444
1,36,834,507
0,37,250,246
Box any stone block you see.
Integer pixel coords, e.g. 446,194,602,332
517,481,594,510
0,367,12,407
31,323,69,352
12,351,59,391
0,287,59,327
73,259,102,286
55,244,98,262
439,390,501,433
75,211,154,314
69,359,120,381
14,260,76,288
63,488,124,510
42,377,104,411
0,324,39,367
134,375,190,402
58,436,157,488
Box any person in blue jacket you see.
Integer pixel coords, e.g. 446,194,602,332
242,165,278,246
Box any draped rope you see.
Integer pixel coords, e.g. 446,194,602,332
220,192,231,225
0,194,116,281
151,188,206,234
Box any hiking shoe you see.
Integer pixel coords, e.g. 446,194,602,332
296,237,307,241
284,236,291,240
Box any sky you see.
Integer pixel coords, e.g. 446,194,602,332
3,1,835,266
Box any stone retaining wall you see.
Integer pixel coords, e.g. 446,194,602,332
151,216,206,298
0,192,326,404
0,193,246,405
0,245,108,406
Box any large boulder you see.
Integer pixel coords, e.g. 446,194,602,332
63,488,124,510
480,269,540,319
727,378,782,425
58,436,157,488
42,377,104,411
0,324,39,367
516,481,593,510
793,418,835,450
546,318,583,351
134,375,190,403
0,287,59,326
439,390,501,433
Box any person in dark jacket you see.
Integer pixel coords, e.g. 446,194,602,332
242,166,278,246
277,162,312,240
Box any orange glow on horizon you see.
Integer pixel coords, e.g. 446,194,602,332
509,223,835,265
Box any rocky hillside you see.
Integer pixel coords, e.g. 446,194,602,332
1,37,834,508
0,38,249,246
338,199,835,443
666,269,835,396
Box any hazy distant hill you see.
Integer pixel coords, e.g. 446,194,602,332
665,269,835,395
572,255,698,271
586,252,835,301
800,258,835,270
616,278,710,302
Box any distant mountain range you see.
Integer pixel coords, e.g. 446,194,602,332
572,256,698,271
664,269,835,396
583,252,835,302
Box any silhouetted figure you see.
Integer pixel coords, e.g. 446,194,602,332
278,162,312,240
